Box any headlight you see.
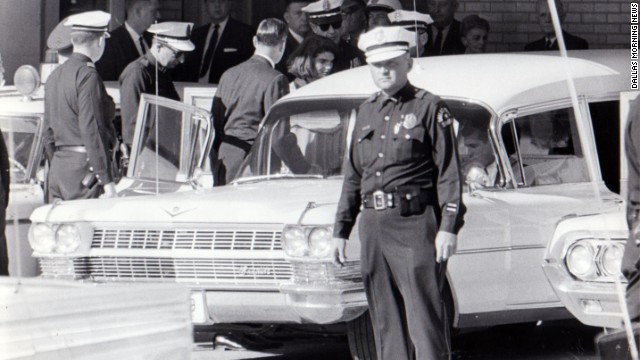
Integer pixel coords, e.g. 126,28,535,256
283,226,308,257
55,224,81,254
566,242,597,280
599,243,623,277
308,227,332,258
29,223,56,253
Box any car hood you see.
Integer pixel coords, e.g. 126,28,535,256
30,179,344,225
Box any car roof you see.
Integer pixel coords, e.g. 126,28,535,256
282,49,627,115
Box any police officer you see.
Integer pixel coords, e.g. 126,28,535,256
389,10,434,57
44,11,118,201
331,26,465,360
302,0,365,72
119,22,195,150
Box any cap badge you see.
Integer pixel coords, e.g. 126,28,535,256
323,0,331,11
403,114,418,129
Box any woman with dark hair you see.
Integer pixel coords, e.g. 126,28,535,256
460,14,490,54
287,35,339,90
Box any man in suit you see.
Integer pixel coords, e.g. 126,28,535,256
425,0,465,56
525,0,588,51
276,0,311,79
95,0,160,81
211,18,289,186
302,0,365,73
341,0,367,46
178,0,254,84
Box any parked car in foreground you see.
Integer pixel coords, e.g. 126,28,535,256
28,50,629,358
0,69,213,276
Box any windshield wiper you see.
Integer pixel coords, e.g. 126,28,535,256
232,173,324,184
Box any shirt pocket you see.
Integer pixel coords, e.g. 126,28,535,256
395,125,426,162
357,128,376,167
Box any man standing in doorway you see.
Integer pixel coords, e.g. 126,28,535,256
524,0,588,51
331,26,465,359
96,0,160,81
178,0,254,84
44,11,118,201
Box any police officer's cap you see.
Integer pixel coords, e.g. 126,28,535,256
358,26,416,63
302,0,344,24
148,22,196,52
64,10,111,35
366,0,402,12
48,16,73,54
388,10,433,31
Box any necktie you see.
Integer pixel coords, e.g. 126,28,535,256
433,29,443,55
139,36,146,55
200,24,220,78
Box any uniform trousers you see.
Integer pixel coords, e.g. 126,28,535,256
48,151,101,201
0,184,7,276
359,204,450,360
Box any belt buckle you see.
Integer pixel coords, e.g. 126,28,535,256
373,190,386,210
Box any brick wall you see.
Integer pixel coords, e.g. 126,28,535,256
400,0,631,52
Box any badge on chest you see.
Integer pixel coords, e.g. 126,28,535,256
394,113,418,135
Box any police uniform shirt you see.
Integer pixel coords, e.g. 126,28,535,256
44,53,116,184
119,52,181,145
334,83,465,238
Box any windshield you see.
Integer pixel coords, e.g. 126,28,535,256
0,116,41,183
236,98,493,187
128,95,211,184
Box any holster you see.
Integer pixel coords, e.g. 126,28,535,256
81,172,98,190
396,184,429,216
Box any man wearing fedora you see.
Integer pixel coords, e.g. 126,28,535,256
44,11,118,201
119,22,195,151
331,26,465,359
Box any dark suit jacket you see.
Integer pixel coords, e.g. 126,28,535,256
524,31,589,51
177,18,255,84
425,20,466,56
96,25,152,81
276,30,303,80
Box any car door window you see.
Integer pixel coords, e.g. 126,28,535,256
502,108,589,187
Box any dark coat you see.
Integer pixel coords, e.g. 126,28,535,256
177,18,255,84
119,52,180,146
524,31,589,51
425,20,466,56
95,25,152,81
276,30,304,80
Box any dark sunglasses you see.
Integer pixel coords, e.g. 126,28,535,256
165,45,185,58
319,20,342,31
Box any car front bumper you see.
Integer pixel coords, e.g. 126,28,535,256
543,260,625,329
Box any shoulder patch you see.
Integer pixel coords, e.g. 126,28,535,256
437,107,454,128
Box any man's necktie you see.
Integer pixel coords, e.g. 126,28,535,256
139,36,146,55
433,29,443,55
200,24,219,78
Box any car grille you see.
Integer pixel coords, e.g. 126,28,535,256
291,261,362,285
39,227,290,288
92,228,283,251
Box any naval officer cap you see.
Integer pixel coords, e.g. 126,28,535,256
358,26,416,63
64,10,111,36
302,0,344,24
148,22,195,52
388,10,433,31
366,0,402,12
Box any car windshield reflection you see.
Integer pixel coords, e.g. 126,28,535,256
0,116,40,184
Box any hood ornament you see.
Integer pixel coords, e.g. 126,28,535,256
162,206,196,218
